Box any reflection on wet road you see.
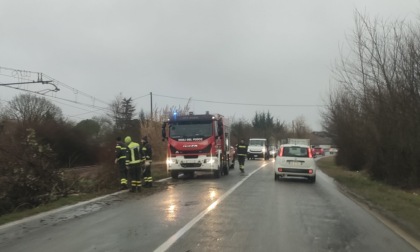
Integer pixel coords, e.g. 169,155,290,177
0,159,418,252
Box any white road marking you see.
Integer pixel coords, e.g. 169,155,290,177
153,164,267,252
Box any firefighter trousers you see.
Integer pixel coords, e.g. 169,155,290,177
118,161,128,189
143,162,153,187
128,163,142,192
238,155,246,170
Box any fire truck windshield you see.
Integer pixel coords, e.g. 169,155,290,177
169,122,213,139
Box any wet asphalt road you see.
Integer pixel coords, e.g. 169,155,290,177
0,159,418,252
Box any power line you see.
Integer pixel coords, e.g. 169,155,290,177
133,94,149,100
0,84,110,112
153,93,326,107
0,66,109,106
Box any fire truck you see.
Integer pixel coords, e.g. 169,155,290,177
161,112,233,179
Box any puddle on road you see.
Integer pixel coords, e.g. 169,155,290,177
184,201,199,206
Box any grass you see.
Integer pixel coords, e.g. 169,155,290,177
317,156,420,240
0,191,114,226
0,163,171,226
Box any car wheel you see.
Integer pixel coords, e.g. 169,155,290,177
308,176,316,183
274,174,278,181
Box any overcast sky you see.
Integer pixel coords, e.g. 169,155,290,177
1,0,419,131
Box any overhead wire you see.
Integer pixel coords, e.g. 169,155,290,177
153,93,326,107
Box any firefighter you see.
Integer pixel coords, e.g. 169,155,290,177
125,136,142,192
236,139,248,173
141,136,153,188
115,136,128,190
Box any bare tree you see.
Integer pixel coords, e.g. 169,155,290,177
108,93,136,132
4,94,63,124
289,116,311,138
324,10,420,187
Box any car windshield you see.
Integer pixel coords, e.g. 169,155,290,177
249,140,265,146
169,121,213,139
283,146,310,157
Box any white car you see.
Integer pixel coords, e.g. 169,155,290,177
329,147,338,154
274,144,317,183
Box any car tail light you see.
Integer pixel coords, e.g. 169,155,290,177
308,148,313,158
278,147,283,157
308,169,313,174
278,168,283,172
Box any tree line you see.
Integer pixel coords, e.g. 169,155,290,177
323,11,420,189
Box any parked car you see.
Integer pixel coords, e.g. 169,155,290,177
312,147,324,156
329,147,338,154
274,144,317,183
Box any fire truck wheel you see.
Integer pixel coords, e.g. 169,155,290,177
185,171,194,178
223,165,229,175
171,171,179,179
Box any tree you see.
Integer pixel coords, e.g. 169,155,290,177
251,111,274,140
91,115,114,138
74,119,100,138
4,94,63,124
324,11,420,188
231,118,253,145
109,94,136,132
290,116,311,139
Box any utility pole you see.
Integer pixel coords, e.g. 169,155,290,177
150,92,153,121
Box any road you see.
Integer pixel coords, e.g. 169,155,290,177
0,159,418,252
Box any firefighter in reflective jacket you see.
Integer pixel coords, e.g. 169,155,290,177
115,136,128,190
125,136,142,192
141,136,153,188
236,139,248,173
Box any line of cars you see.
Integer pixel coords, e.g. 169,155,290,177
235,138,337,184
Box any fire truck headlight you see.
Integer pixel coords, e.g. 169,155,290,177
167,159,174,165
208,158,215,164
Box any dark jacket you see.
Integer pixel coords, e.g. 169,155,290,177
236,143,248,156
141,141,152,161
115,141,127,164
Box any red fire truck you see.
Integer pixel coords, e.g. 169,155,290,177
162,112,233,179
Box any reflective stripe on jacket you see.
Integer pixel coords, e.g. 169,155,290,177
237,144,248,156
141,142,152,161
115,142,127,161
126,142,141,165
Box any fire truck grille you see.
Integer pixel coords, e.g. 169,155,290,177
170,144,212,155
181,163,202,168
